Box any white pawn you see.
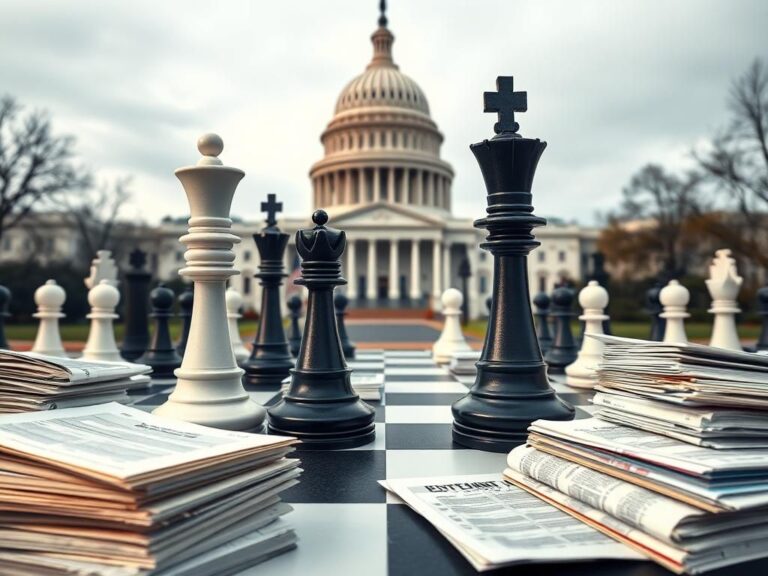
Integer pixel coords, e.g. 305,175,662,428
433,288,472,364
81,279,122,362
565,281,609,388
226,287,250,364
660,280,689,343
706,249,743,351
31,280,67,357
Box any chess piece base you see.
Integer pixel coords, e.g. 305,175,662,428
268,420,375,450
564,371,597,389
242,352,294,390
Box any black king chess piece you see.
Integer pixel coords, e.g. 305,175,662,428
268,210,375,449
451,77,574,452
287,295,303,357
175,285,193,357
544,286,578,372
121,248,151,361
242,194,294,389
0,285,11,350
137,283,182,378
335,293,356,359
533,291,553,355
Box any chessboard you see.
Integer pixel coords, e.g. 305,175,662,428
126,351,672,576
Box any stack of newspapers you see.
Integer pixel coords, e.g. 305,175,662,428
0,403,301,575
0,350,151,413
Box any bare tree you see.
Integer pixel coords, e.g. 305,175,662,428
0,96,91,243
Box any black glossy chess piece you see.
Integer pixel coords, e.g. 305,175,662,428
242,194,294,389
137,284,182,378
533,291,553,355
451,76,573,453
0,285,11,350
268,210,375,449
646,282,666,341
287,295,303,358
120,248,151,361
545,286,578,372
175,285,193,357
755,285,768,352
335,293,356,359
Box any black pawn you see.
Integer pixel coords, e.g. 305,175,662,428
287,295,303,358
0,285,11,350
545,286,578,373
176,285,193,357
268,210,375,449
242,194,294,389
137,284,182,378
452,76,573,453
646,283,666,341
533,291,553,355
121,248,151,361
755,285,768,352
335,293,356,359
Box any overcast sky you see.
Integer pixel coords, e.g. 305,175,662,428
1,0,765,226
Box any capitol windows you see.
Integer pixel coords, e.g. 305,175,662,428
2,237,11,251
558,250,566,263
538,252,546,262
243,251,252,262
242,276,251,295
479,275,487,294
175,251,183,263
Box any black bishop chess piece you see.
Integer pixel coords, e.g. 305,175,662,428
545,286,578,373
335,293,356,359
0,285,11,350
646,281,666,341
175,284,193,358
754,284,768,352
533,291,553,355
287,295,303,358
268,210,375,449
137,284,182,378
242,194,294,389
120,248,151,361
451,76,574,452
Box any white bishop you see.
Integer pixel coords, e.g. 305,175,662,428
706,249,743,351
660,279,690,343
433,288,472,364
226,287,250,364
31,280,67,357
565,281,609,388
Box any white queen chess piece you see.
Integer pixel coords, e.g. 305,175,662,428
226,286,250,365
433,288,472,364
153,133,265,430
706,249,743,351
31,280,67,357
81,279,122,362
565,281,609,388
660,279,690,343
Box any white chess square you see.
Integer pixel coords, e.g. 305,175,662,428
385,449,507,480
384,405,453,424
384,381,468,394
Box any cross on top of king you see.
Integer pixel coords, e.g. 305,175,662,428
483,76,527,139
261,193,283,229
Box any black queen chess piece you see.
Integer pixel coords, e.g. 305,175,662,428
137,283,182,378
533,291,553,355
268,210,375,449
544,285,578,373
242,194,294,389
335,293,356,359
451,77,574,452
120,248,152,361
287,295,303,357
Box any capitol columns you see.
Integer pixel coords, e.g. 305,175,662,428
366,240,377,300
402,168,411,203
387,166,396,203
432,239,442,305
416,169,424,205
388,240,399,300
373,167,382,202
345,169,353,204
410,239,421,300
426,172,435,206
347,239,358,299
443,241,451,292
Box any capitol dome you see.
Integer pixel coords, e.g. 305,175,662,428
310,7,454,215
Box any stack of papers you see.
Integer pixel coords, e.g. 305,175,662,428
590,335,768,446
0,351,152,413
504,418,768,574
281,372,384,400
0,403,301,574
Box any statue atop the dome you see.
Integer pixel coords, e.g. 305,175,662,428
378,0,388,28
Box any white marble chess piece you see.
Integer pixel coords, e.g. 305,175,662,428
153,133,265,431
85,250,118,289
81,279,122,362
31,280,67,357
565,281,609,388
433,288,472,364
706,249,743,351
226,286,250,365
660,280,690,343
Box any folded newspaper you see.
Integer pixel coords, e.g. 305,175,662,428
382,473,643,571
0,403,301,574
0,350,152,413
